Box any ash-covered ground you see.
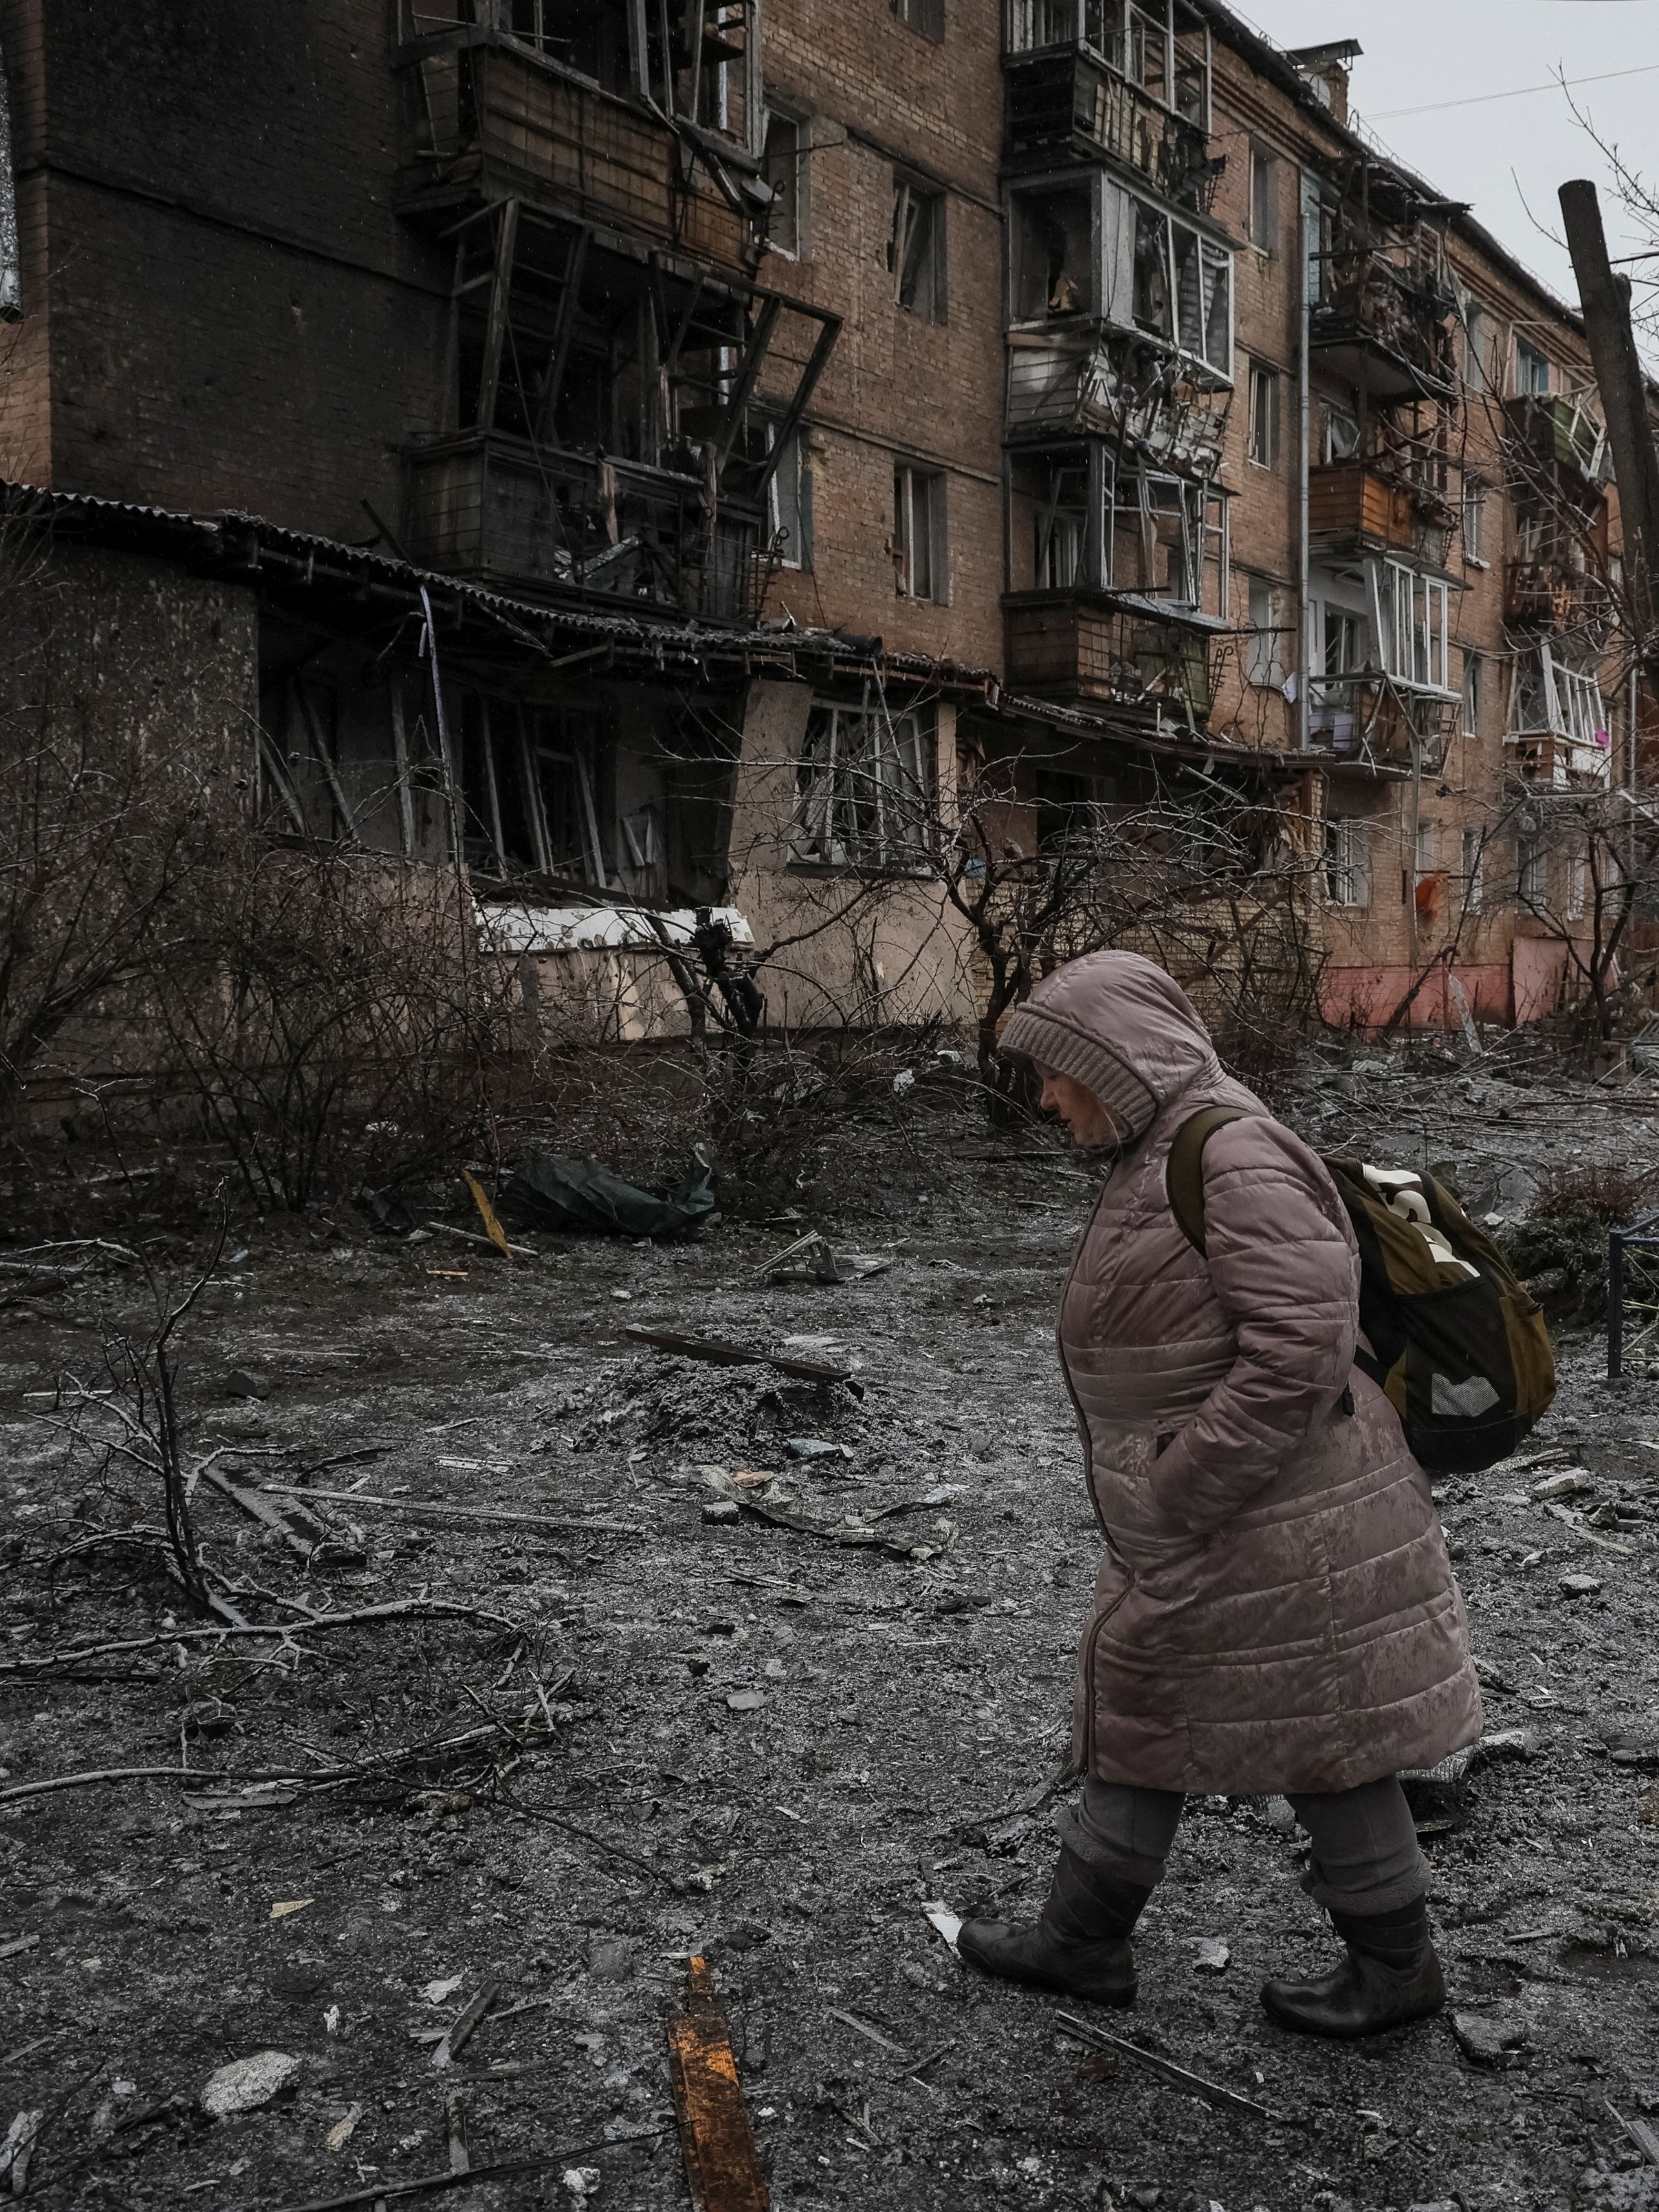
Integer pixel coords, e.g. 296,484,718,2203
3,1045,1659,2212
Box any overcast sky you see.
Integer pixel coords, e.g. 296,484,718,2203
1230,0,1659,349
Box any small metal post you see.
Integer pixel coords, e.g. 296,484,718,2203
1609,1229,1626,1382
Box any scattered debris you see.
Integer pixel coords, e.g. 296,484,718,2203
201,2051,301,2117
225,1367,270,1399
325,2104,362,2153
1559,1572,1605,1597
433,1980,500,2070
625,1326,854,1384
1606,2099,1659,2168
0,2110,41,2196
1054,2013,1283,2120
1452,2008,1532,2067
1188,1937,1231,1973
259,1485,638,1538
826,2006,908,2057
1532,1468,1592,1499
922,1902,963,1952
463,1170,515,1260
270,1899,314,1921
699,1467,952,1559
782,1436,853,1461
666,1956,769,2212
757,1230,891,1284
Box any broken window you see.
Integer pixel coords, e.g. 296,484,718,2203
1247,362,1278,465
893,0,945,39
794,701,932,870
1517,833,1548,908
764,107,805,256
767,421,813,569
1370,561,1452,692
1108,470,1219,607
1319,402,1360,464
1034,457,1093,587
1461,828,1484,910
1132,202,1229,372
1516,340,1550,397
1248,576,1289,687
1461,481,1486,562
1323,605,1363,676
1249,144,1278,253
1463,650,1483,733
1464,305,1492,394
894,463,947,600
456,695,612,885
1012,186,1096,320
1325,817,1370,907
890,176,945,320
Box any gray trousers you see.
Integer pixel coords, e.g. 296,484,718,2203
1057,1775,1428,1916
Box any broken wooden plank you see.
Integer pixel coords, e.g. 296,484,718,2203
259,1486,637,1537
666,1956,769,2212
462,1173,515,1261
626,1325,851,1384
433,1981,499,2070
200,1468,328,1561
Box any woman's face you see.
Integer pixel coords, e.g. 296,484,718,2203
1036,1065,1120,1149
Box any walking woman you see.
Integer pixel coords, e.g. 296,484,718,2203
959,952,1481,2037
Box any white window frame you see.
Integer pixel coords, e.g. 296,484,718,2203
1461,827,1484,912
1461,481,1486,564
1325,816,1370,908
793,699,933,872
1247,575,1288,687
765,419,811,569
1368,559,1454,696
1516,339,1550,397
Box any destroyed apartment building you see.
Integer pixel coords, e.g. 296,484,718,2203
0,0,1655,1073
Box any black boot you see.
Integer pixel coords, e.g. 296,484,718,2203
957,1850,1151,2007
1260,1898,1446,2039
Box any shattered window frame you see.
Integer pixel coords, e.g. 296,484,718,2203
894,461,948,602
1132,199,1231,377
792,699,935,873
1248,141,1278,254
1246,360,1278,466
890,173,948,322
1246,574,1289,687
1324,816,1371,908
763,103,806,259
1462,827,1485,911
1369,559,1455,696
765,416,814,570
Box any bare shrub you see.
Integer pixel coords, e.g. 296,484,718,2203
143,843,519,1211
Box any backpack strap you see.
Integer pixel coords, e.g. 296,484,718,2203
1166,1106,1250,1255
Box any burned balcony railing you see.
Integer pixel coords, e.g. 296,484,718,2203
1503,729,1613,790
1503,395,1609,489
1504,559,1612,633
1311,677,1454,776
1310,249,1458,403
403,433,774,622
1004,37,1217,212
395,32,764,274
1003,593,1214,722
1007,335,1229,467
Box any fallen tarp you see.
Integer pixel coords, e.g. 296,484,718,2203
502,1155,715,1239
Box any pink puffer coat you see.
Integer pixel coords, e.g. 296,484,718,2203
1002,952,1482,1796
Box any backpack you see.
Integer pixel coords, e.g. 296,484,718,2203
1166,1107,1556,1476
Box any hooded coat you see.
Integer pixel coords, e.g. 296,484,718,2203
1001,952,1482,1796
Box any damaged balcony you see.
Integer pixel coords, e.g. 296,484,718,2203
1309,553,1461,774
1005,598,1214,721
396,0,770,276
1310,244,1459,404
1504,559,1612,633
1308,454,1457,567
1503,393,1610,488
1005,441,1224,722
1003,0,1220,215
401,201,839,619
1504,647,1612,790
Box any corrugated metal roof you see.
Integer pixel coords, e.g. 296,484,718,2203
0,479,994,690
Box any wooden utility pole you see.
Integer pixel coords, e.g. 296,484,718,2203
1559,178,1659,700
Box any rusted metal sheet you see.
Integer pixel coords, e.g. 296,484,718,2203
666,1956,769,2212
